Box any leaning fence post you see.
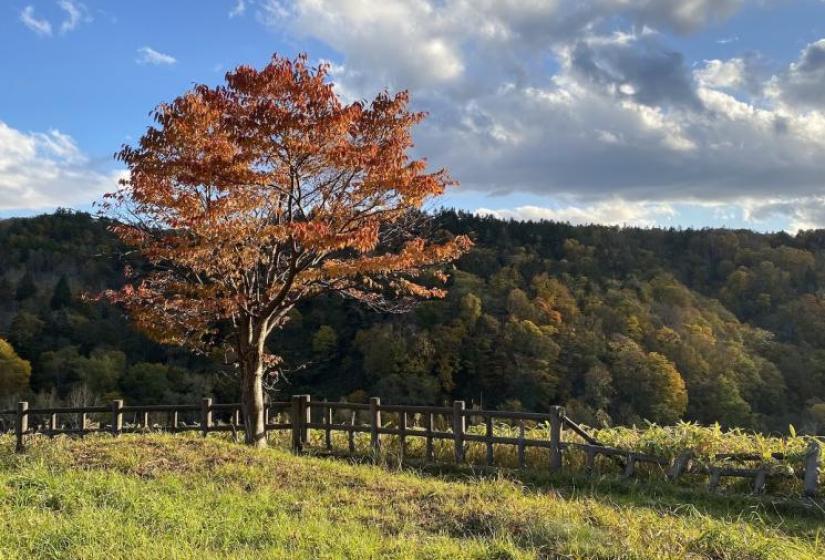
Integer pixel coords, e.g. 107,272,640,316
623,453,636,478
453,400,466,464
15,401,28,452
369,397,381,460
803,440,821,498
549,406,564,471
668,450,693,480
753,468,767,495
111,400,123,437
201,398,212,438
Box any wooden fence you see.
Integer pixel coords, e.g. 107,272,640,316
1,395,820,498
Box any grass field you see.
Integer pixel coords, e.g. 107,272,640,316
0,434,823,559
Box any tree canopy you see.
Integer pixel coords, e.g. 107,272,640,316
100,54,470,445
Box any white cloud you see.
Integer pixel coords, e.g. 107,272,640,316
476,199,676,227
739,196,825,232
20,2,90,36
229,0,247,18
136,47,177,66
0,121,122,211
20,6,52,36
695,58,745,89
58,0,91,34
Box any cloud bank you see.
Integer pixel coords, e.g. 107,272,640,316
262,0,825,230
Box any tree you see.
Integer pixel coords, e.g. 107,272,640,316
101,54,471,446
0,277,14,305
0,338,31,397
8,311,44,359
15,271,37,301
609,336,687,424
50,275,72,309
311,325,338,357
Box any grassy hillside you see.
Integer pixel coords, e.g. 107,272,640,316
0,435,822,559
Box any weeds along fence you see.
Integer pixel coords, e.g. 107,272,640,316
1,395,821,498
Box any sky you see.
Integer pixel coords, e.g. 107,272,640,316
3,1,825,231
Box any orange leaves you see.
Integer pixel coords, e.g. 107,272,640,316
309,235,472,282
101,52,470,355
288,218,380,254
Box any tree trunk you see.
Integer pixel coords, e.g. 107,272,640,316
240,362,267,448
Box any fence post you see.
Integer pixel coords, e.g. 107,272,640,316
753,468,767,495
111,400,123,436
49,412,58,437
668,450,693,480
300,395,311,445
803,440,821,498
708,467,722,491
201,398,212,438
623,453,636,478
369,397,381,460
425,412,434,462
324,402,333,451
348,410,356,455
585,447,597,476
291,395,303,452
15,401,28,452
549,406,564,471
453,400,465,464
485,415,494,466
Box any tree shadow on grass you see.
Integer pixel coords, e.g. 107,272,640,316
312,449,825,539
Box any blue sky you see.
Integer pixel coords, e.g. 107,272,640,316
3,1,825,231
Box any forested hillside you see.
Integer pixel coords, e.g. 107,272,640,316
2,210,825,433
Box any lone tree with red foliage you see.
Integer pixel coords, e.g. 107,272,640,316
101,54,471,447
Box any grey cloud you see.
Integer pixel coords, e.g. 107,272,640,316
777,39,825,109
569,37,703,109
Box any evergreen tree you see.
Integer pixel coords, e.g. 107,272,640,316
50,275,72,309
14,271,37,301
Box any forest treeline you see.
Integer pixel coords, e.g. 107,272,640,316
2,209,825,433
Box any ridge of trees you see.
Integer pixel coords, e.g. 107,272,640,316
2,209,825,433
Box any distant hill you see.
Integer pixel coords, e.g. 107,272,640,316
2,209,825,433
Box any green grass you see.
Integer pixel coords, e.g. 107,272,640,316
0,434,823,559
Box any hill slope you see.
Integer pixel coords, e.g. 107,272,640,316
3,211,825,432
0,435,822,559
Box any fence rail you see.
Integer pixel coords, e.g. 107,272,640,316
1,395,820,498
